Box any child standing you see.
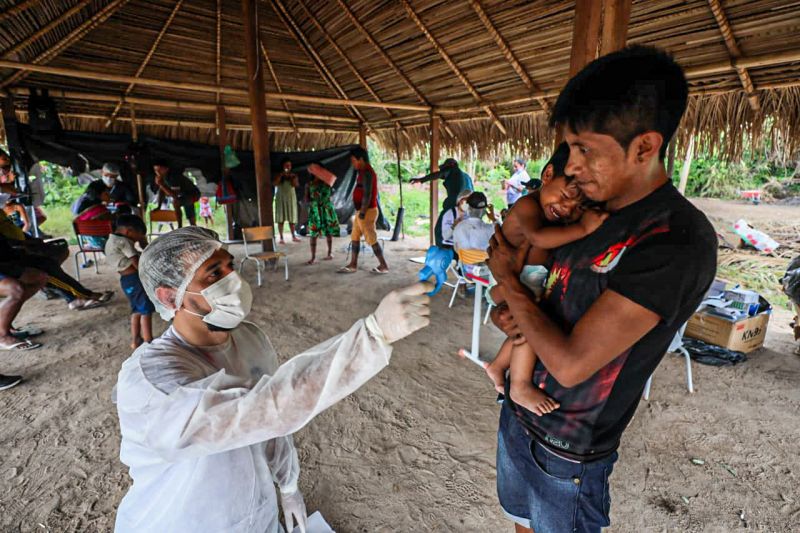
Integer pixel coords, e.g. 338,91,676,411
199,196,214,227
485,142,607,415
105,215,154,349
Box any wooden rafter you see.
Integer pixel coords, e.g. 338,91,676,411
269,0,367,124
215,0,222,103
0,0,131,89
105,0,184,127
260,42,300,138
467,0,549,113
11,87,360,123
1,0,93,60
400,0,507,135
0,59,433,110
707,0,759,111
0,0,43,24
295,0,410,140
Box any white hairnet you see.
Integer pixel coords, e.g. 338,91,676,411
140,227,223,321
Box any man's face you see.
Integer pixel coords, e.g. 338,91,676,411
181,248,235,316
102,173,118,187
563,128,635,203
282,162,292,172
513,161,522,172
154,164,168,176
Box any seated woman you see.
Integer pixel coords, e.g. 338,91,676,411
74,180,113,251
2,198,31,234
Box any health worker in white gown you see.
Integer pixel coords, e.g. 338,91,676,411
113,227,431,533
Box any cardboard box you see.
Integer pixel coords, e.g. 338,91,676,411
685,310,770,353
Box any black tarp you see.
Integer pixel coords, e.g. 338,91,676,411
13,124,389,231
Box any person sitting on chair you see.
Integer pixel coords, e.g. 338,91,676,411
452,192,497,269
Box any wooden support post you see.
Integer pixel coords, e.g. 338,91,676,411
678,136,695,196
241,0,273,248
557,0,630,146
359,123,367,149
216,105,235,241
128,103,147,217
666,141,676,180
429,114,440,246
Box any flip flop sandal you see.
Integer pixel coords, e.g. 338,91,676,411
98,291,115,303
370,267,389,275
11,326,44,339
80,299,106,310
337,266,357,274
0,339,42,351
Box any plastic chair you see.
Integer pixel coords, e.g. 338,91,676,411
239,226,288,285
449,248,489,308
72,219,112,281
642,323,693,400
149,209,179,238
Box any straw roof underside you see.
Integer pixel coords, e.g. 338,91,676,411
1,0,799,161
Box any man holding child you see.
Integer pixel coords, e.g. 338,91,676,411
487,45,718,532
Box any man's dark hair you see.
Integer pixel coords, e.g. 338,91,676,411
350,147,369,163
513,158,525,167
549,45,688,160
153,158,170,168
114,214,146,234
280,157,291,167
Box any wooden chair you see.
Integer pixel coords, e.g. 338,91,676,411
72,219,112,281
239,226,288,285
149,209,179,238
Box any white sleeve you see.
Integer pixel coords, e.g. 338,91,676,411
440,209,456,243
266,435,300,495
125,318,391,462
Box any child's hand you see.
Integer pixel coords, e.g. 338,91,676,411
580,209,608,234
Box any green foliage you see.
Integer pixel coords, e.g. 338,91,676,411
40,161,83,206
673,152,797,199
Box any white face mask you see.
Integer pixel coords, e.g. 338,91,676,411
183,271,253,329
458,202,469,213
102,176,117,188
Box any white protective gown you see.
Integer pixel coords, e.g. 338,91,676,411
114,316,391,533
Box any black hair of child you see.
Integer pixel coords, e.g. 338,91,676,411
550,45,688,160
114,214,146,234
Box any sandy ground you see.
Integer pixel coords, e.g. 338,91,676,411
1,199,799,532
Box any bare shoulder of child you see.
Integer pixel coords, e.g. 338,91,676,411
501,194,546,248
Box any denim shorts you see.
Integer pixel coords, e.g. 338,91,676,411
496,402,617,533
120,272,155,315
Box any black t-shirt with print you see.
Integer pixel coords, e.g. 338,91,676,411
507,182,718,461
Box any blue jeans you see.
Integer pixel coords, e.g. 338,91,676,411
496,402,617,532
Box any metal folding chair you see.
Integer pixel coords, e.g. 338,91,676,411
642,323,694,400
449,248,489,308
72,219,112,281
239,226,289,285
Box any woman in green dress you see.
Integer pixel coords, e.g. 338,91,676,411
274,158,300,244
305,169,339,264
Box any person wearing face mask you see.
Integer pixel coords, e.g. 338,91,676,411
114,226,431,533
439,189,473,249
101,163,137,211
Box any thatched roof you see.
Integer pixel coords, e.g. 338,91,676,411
1,0,799,160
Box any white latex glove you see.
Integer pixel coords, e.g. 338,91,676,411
372,282,432,344
281,489,308,533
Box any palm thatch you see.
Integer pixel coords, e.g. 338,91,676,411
0,0,799,161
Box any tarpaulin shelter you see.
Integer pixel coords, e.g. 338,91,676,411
0,0,799,243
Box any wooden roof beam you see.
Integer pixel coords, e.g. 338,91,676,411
261,42,300,139
466,0,549,113
269,0,367,125
295,0,410,140
0,0,131,89
0,60,432,111
0,0,43,24
1,0,93,61
9,87,361,123
105,0,185,127
400,0,506,135
706,0,759,111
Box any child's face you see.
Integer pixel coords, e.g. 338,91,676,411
121,227,146,244
282,162,292,172
538,172,582,223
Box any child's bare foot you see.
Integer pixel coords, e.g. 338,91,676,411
485,363,507,393
306,259,316,265
510,382,559,416
323,254,334,261
131,337,143,350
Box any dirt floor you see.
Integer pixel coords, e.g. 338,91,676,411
1,199,798,532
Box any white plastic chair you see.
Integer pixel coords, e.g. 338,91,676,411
449,249,489,308
239,226,288,285
642,323,693,400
